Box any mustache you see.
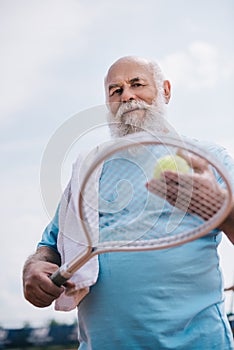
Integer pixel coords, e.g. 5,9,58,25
115,100,151,121
107,93,169,138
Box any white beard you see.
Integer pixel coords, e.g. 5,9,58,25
107,92,171,138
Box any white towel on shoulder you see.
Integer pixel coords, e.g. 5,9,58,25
55,149,102,311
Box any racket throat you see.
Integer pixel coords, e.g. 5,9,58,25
66,246,96,275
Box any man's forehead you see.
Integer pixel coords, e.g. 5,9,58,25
106,60,154,85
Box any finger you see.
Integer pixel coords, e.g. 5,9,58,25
146,179,167,199
28,294,56,308
176,149,208,173
64,280,76,289
63,280,77,296
24,283,60,308
39,275,64,298
148,172,224,220
163,172,225,218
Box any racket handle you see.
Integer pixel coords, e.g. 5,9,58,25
50,264,73,287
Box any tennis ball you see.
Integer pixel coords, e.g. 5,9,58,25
153,155,190,179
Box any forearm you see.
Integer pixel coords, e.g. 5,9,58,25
25,246,61,266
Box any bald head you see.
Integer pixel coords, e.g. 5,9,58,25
105,56,168,101
106,56,156,80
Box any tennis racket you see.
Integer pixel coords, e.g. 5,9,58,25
50,132,233,286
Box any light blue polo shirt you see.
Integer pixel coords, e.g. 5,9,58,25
39,140,234,349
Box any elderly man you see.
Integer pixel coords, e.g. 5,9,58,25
23,56,234,349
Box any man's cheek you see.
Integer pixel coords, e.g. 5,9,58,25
109,102,120,116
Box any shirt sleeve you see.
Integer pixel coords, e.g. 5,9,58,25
207,143,234,192
37,204,60,252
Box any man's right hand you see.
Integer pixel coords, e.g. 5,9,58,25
22,246,65,308
23,259,65,307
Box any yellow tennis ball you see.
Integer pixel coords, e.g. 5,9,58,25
153,155,190,179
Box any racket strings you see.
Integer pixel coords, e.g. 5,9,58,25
78,138,232,250
152,173,227,221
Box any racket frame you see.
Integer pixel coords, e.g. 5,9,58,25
51,133,233,285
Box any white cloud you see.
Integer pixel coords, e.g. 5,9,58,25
160,41,234,89
0,1,96,123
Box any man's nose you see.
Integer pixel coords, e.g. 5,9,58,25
120,87,136,102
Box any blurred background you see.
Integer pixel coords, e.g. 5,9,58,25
0,0,234,330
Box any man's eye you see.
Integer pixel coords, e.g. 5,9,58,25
132,83,143,87
111,88,122,96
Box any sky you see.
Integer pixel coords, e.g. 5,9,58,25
0,0,234,328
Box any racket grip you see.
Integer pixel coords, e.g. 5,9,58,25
50,264,73,287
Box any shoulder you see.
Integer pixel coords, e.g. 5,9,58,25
182,135,231,161
181,136,234,185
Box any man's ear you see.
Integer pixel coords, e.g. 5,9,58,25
163,80,171,104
